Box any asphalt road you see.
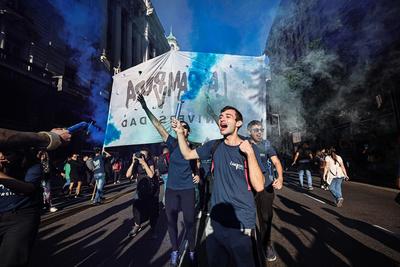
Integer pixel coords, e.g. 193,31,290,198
29,174,400,267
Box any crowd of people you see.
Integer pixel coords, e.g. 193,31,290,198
0,96,354,267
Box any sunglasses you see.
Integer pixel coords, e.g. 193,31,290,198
251,128,264,133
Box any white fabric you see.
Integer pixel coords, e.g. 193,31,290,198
325,155,345,185
104,50,268,147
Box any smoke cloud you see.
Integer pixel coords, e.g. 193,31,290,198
49,0,111,143
266,0,400,144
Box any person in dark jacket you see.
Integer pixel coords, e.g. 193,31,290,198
0,127,70,266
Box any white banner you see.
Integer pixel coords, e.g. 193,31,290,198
104,51,267,147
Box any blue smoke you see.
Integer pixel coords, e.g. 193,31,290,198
104,115,122,146
49,0,110,144
182,52,218,100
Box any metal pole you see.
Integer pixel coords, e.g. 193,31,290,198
277,114,281,136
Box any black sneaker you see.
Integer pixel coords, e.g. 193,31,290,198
265,245,277,262
128,225,142,237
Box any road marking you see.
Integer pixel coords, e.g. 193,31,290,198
303,193,326,204
372,225,399,238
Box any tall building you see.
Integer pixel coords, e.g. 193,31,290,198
166,28,180,51
0,0,169,133
266,0,400,186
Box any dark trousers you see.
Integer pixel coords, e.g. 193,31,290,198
0,206,40,267
206,175,214,213
255,186,274,249
132,196,159,229
197,179,207,212
206,220,255,267
113,171,121,183
165,188,196,251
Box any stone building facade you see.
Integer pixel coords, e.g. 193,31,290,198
0,0,169,132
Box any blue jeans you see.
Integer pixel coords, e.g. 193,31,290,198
94,173,105,203
160,173,168,204
329,177,343,201
299,169,312,187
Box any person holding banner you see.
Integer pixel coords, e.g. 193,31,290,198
171,106,266,267
137,94,199,266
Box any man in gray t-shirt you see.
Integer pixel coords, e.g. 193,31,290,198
172,106,266,267
247,120,283,262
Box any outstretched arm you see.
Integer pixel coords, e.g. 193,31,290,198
171,119,199,160
0,128,71,151
138,94,169,142
291,152,299,166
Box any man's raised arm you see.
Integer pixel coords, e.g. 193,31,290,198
137,94,169,142
171,119,199,160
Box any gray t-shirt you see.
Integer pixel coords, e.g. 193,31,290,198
196,140,266,229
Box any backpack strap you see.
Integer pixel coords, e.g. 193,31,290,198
243,158,250,191
210,138,224,173
210,138,251,191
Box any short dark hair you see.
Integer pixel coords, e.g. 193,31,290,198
94,147,101,154
180,120,191,132
247,120,262,131
220,106,243,122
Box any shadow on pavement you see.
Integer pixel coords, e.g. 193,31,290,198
274,195,399,267
30,197,170,267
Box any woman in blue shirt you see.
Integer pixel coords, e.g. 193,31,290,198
138,94,199,266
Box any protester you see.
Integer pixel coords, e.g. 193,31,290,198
171,106,265,267
199,155,212,216
92,148,111,205
38,150,57,212
84,155,95,186
291,142,314,190
112,157,122,184
155,146,170,205
196,158,208,218
68,153,84,198
247,120,283,262
138,94,199,266
315,149,329,190
0,128,70,267
323,148,350,207
126,148,159,238
61,157,71,194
